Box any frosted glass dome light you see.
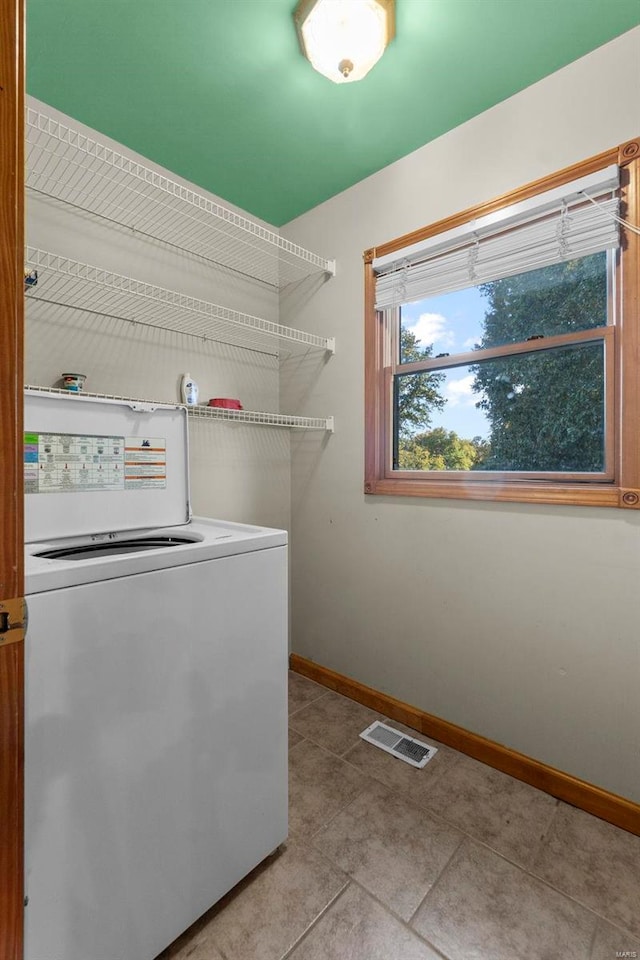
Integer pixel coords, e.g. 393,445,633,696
294,0,395,84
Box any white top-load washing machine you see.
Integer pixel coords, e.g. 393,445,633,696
24,389,288,960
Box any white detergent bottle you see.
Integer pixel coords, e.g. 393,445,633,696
181,373,199,405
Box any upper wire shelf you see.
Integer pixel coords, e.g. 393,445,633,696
26,107,336,290
24,248,335,357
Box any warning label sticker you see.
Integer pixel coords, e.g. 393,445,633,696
25,433,167,493
124,438,167,489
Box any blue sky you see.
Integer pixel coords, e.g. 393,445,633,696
401,286,491,440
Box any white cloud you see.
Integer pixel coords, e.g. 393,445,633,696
463,336,479,351
406,312,455,351
445,374,477,407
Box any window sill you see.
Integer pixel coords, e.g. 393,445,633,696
364,478,640,509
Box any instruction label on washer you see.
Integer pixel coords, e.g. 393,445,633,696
24,432,167,493
124,438,167,488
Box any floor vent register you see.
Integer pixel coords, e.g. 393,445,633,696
359,721,438,769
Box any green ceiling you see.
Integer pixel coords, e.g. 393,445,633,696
27,0,640,227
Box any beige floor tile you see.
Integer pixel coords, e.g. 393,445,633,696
532,802,640,940
343,721,461,804
590,920,640,960
289,690,385,756
412,838,597,960
419,752,558,868
313,779,463,921
160,688,638,960
289,672,328,716
288,883,444,960
289,739,372,838
158,928,226,959
198,841,347,960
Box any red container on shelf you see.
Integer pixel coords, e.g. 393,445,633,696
208,398,243,409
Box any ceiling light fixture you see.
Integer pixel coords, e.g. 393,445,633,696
293,0,395,84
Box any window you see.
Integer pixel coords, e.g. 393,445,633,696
364,139,640,508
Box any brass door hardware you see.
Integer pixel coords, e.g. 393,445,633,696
0,598,26,647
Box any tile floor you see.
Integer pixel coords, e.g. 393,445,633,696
158,672,640,960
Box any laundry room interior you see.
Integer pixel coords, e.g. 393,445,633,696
4,1,640,959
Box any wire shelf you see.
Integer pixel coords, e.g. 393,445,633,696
26,108,336,290
25,384,181,409
188,405,334,432
24,385,334,432
24,248,336,357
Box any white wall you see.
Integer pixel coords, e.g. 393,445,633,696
26,98,290,533
281,28,640,803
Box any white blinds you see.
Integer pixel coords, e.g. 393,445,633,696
373,166,620,310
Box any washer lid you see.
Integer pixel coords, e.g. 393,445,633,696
24,390,190,543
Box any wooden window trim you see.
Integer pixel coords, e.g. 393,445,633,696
364,139,640,509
